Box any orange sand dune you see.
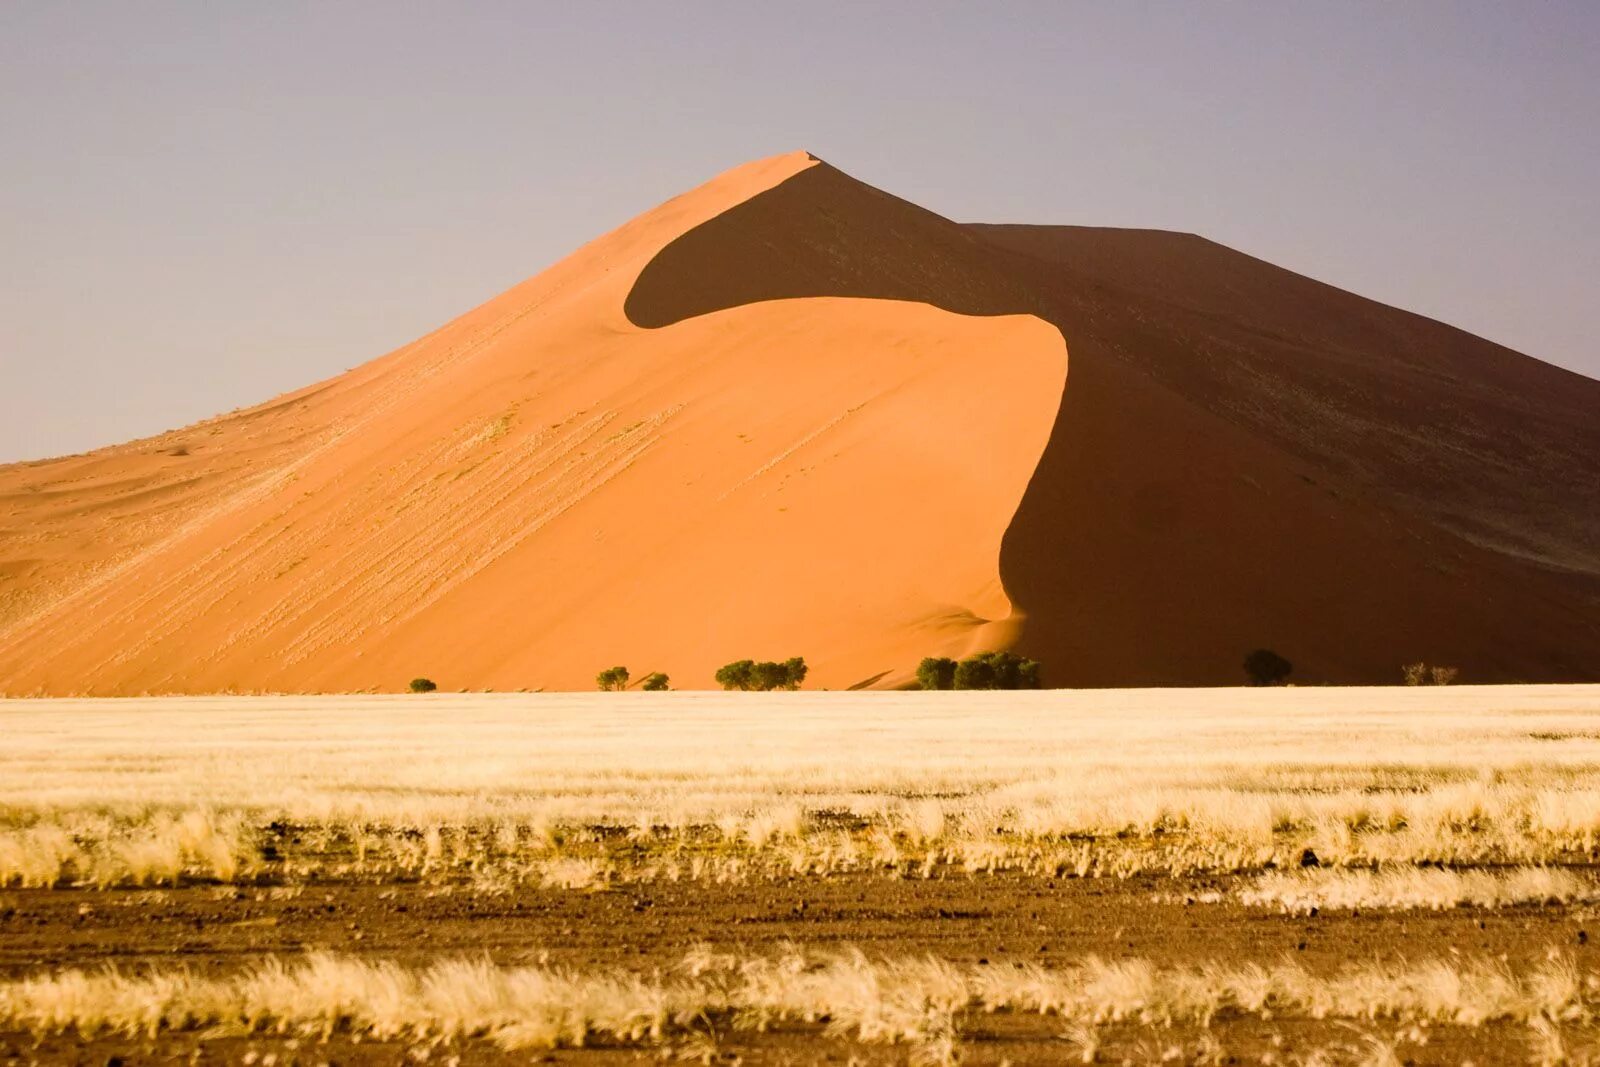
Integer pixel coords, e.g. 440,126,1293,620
1,151,1596,693
627,162,1600,685
0,153,1063,693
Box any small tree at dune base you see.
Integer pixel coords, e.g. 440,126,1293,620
715,660,756,691
751,661,788,691
595,666,630,691
408,677,438,693
641,672,670,691
1403,662,1459,686
781,657,808,689
917,657,958,691
1243,649,1293,686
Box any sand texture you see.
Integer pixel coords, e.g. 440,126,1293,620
1,151,1597,692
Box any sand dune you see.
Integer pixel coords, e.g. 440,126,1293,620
0,151,1595,692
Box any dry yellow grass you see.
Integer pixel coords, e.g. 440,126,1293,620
6,686,1600,1062
1238,865,1598,913
3,685,1599,887
2,944,1595,1052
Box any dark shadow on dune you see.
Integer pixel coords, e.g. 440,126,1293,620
625,165,1040,328
622,162,1600,685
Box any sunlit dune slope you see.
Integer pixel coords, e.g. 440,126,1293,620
0,152,1064,694
1,150,1596,692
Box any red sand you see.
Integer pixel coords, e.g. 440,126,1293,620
1,151,1596,692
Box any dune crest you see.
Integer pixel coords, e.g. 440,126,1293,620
0,154,1064,694
624,159,1600,686
1,151,1597,693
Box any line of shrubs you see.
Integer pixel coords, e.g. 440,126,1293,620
601,659,811,692
409,649,1457,693
410,660,809,694
597,658,812,692
916,651,1042,690
714,658,808,691
1242,650,1461,687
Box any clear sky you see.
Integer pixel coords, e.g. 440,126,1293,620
3,1,1596,462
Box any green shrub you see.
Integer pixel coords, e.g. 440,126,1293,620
782,657,808,690
595,665,630,691
408,677,437,693
953,654,995,691
715,660,756,691
641,672,670,691
951,650,1042,690
1243,649,1293,686
715,657,807,691
917,657,958,690
750,661,786,691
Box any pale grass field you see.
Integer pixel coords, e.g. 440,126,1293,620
3,685,1600,888
6,686,1600,1062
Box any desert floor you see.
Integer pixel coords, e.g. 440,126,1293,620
4,686,1600,1064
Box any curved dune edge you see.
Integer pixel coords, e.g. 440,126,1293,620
617,155,1082,675
620,155,1600,686
618,158,1074,680
620,156,1073,676
3,148,1598,693
0,151,1064,694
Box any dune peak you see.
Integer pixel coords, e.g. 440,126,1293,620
0,154,1596,694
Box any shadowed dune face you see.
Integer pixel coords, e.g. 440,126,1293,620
971,224,1600,579
0,150,1596,693
626,160,1600,685
0,152,1065,694
624,165,1037,329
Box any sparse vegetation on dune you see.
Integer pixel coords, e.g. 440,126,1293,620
408,677,438,693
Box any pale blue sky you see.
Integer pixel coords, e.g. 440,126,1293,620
2,2,1596,461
